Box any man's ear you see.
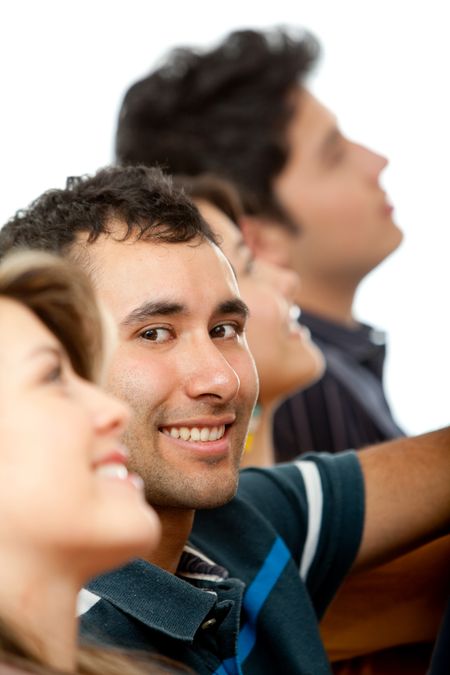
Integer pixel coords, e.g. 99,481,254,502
239,215,292,267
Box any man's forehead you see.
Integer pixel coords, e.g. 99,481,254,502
74,225,220,275
76,228,240,314
73,217,129,249
290,88,338,146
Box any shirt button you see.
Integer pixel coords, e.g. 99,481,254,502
201,618,217,630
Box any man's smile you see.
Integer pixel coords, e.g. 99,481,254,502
161,424,226,442
158,416,237,457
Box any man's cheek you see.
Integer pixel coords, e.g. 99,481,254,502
236,353,259,407
107,355,157,403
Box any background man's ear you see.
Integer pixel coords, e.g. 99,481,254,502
239,215,292,267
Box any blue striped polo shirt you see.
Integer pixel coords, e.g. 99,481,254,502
78,451,364,674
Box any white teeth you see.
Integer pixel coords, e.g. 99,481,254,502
129,474,144,491
180,427,190,441
95,463,128,480
190,428,201,441
162,424,226,442
200,427,210,441
289,304,301,321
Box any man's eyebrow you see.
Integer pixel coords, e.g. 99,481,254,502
121,301,185,326
121,297,249,327
216,298,249,320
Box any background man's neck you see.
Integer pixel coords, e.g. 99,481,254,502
296,275,359,327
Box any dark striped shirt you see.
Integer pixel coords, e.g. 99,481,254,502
274,311,405,460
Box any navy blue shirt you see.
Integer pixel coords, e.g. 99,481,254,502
274,311,404,459
79,452,364,674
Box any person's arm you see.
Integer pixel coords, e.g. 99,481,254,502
354,427,450,571
320,535,450,661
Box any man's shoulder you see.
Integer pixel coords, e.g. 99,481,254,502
79,454,365,666
193,452,364,601
235,452,362,502
197,452,363,532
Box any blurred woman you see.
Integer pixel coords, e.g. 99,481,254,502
174,175,324,467
0,250,185,674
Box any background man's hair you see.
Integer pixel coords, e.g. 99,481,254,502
115,27,320,229
0,165,218,260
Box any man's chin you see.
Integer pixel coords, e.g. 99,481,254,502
194,487,238,510
148,480,239,511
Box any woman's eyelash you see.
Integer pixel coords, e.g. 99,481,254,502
245,258,255,274
44,362,64,384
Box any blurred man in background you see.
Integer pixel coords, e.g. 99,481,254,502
115,27,405,460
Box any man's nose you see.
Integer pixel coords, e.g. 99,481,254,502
356,142,388,182
181,336,241,403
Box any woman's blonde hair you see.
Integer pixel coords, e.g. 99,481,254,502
0,251,187,675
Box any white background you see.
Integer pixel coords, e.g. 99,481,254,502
1,1,448,435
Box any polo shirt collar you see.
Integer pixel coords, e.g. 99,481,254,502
86,546,231,642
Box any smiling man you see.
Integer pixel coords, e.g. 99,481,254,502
115,27,405,459
1,165,449,675
88,229,257,518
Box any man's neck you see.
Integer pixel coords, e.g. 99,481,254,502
144,507,195,574
295,274,359,327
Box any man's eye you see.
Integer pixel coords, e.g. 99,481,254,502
329,149,345,165
327,141,348,166
139,327,172,343
210,323,240,339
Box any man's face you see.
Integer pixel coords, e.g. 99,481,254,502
83,228,258,511
269,89,403,285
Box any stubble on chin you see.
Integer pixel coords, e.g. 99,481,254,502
122,404,249,510
142,454,241,510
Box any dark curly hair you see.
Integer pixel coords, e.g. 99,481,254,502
0,165,217,262
116,28,320,230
